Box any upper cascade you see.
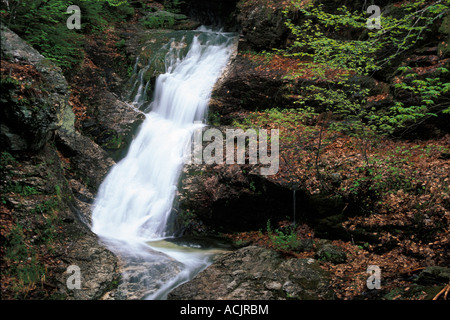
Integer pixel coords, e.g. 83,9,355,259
92,28,237,241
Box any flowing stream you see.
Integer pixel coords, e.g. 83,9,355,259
91,27,237,300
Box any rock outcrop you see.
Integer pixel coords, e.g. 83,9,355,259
175,161,294,235
235,0,293,51
70,27,146,162
1,24,71,151
1,25,121,300
168,246,335,300
0,142,120,300
209,54,296,125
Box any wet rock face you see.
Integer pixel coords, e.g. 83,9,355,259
167,246,335,300
208,53,296,125
72,33,146,162
99,241,183,300
1,25,70,151
54,131,116,225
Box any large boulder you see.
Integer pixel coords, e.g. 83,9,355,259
1,25,71,151
57,226,120,300
235,0,293,51
175,160,294,235
167,246,335,300
54,131,116,225
416,266,450,286
179,0,240,29
209,53,296,125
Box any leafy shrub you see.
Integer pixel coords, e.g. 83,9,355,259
284,0,450,135
0,0,135,72
3,224,46,298
266,220,300,251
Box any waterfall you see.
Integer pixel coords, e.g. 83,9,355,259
91,27,237,299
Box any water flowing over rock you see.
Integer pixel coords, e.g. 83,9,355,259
99,240,184,300
91,28,239,299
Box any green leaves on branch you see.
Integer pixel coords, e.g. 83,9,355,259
1,0,134,72
384,66,450,133
284,0,450,136
284,4,378,76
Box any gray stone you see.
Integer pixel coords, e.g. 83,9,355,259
57,232,120,300
167,246,335,300
1,25,71,151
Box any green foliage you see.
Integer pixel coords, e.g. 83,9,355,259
284,0,450,136
366,65,450,135
164,0,184,14
142,12,176,29
0,151,17,169
140,9,188,29
1,178,62,297
233,108,311,132
3,0,82,70
374,0,449,68
1,0,135,72
266,220,299,251
392,67,450,128
284,4,378,75
31,198,60,215
36,199,61,246
208,111,222,126
4,181,41,196
3,224,47,298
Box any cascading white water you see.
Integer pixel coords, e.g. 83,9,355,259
91,27,237,299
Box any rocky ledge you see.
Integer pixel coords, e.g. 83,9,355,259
168,245,335,300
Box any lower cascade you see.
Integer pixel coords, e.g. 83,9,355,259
91,27,237,300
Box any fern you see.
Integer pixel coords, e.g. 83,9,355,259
1,0,135,72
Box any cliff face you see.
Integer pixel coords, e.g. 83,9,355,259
1,26,121,300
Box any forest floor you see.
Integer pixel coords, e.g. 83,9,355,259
225,116,450,299
222,50,449,300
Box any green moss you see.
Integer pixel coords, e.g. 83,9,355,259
0,151,17,168
4,182,41,196
208,111,222,126
439,14,450,34
384,284,446,300
103,133,123,150
2,224,47,298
